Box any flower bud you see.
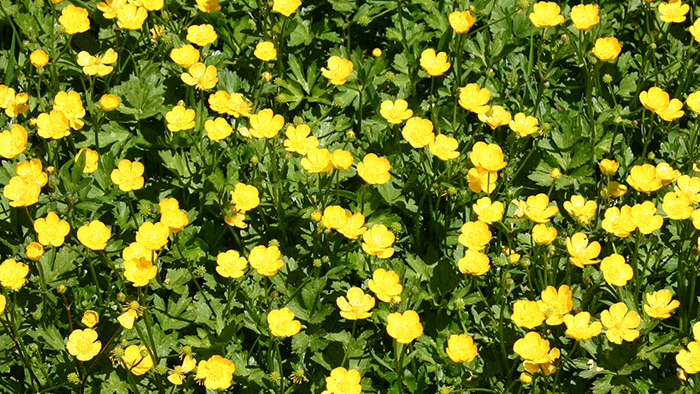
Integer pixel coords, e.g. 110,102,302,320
57,284,67,294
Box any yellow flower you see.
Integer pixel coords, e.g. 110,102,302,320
658,0,690,23
386,310,423,343
657,98,685,122
663,191,693,220
159,198,189,233
110,159,145,192
76,49,118,76
181,63,218,90
0,86,29,118
524,193,558,223
563,312,602,341
336,287,375,320
691,18,700,43
124,257,157,287
601,206,637,237
301,148,333,173
429,134,460,161
208,91,251,118
284,124,319,154
53,90,86,130
117,301,143,329
116,4,148,30
3,175,41,207
644,289,680,319
419,48,451,76
96,0,123,19
75,148,99,174
0,259,29,289
325,367,361,394
592,37,622,61
216,250,247,278
231,182,260,212
600,254,634,287
121,345,154,375
321,205,348,229
81,310,99,328
267,307,302,337
529,2,565,28
445,334,478,364
458,221,492,251
449,10,476,34
331,149,353,170
656,162,681,185
25,242,44,261
380,99,413,124
457,249,490,276
321,56,354,85
136,222,169,251
563,195,597,225
336,211,366,239
167,355,197,385
272,0,302,16
170,44,200,68
689,93,700,116
607,181,628,198
361,224,395,259
513,331,560,365
16,159,48,187
401,117,435,148
677,341,700,374
639,87,670,113
224,211,248,228
372,47,382,57
472,197,504,224
357,153,391,185
254,41,277,61
165,106,196,132
566,232,601,268
467,167,497,194
626,164,663,193
630,201,663,234
59,5,90,34
249,108,284,139
196,0,221,12
598,158,620,175
150,24,164,41
538,285,573,325
600,303,641,344
570,4,600,30
520,372,533,384
511,300,546,329
0,124,27,159
99,94,120,111
470,141,507,172
458,83,491,114
478,105,512,129
36,110,70,139
34,212,71,247
367,268,402,303
66,329,101,361
509,112,539,137
692,209,700,230
187,24,218,46
0,294,4,315
204,117,233,142
249,245,284,276
77,220,112,251
30,49,49,68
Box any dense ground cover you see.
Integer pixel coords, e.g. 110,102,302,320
2,0,700,392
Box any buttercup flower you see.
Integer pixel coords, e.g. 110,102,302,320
658,0,690,23
268,307,302,337
458,250,490,276
3,176,41,207
449,10,476,34
30,49,49,68
601,303,641,344
325,367,361,394
331,149,353,170
25,242,43,261
663,191,693,220
419,48,451,76
467,167,497,194
655,162,681,185
166,106,196,132
336,287,375,320
691,18,700,44
571,4,600,30
75,148,99,174
59,5,90,34
458,221,492,251
82,310,99,328
76,49,118,76
187,24,217,46
66,329,101,361
386,310,423,343
249,245,284,276
170,44,200,68
478,105,512,129
34,212,71,247
254,41,277,61
563,195,597,225
626,164,663,193
135,221,169,251
181,63,218,90
564,312,602,341
509,112,539,137
644,289,680,319
402,117,435,148
676,175,700,203
284,124,319,155
0,259,29,289
272,0,302,16
600,254,634,287
607,181,628,198
592,37,622,61
0,86,29,118
159,198,189,233
121,345,154,375
458,83,491,114
336,211,366,239
372,47,382,57
357,153,391,185
197,0,221,12
249,108,284,139
205,117,233,142
231,183,260,212
677,341,700,374
116,4,148,30
380,99,413,124
36,110,70,139
598,159,620,175
602,206,637,237
77,220,111,251
368,268,402,303
566,232,601,268
511,300,546,329
529,2,565,28
513,332,560,375
362,225,395,258
656,100,685,122
125,257,158,288
640,87,670,113
321,56,353,85
429,134,460,161
99,94,120,111
472,197,504,224
301,148,333,173
0,124,27,159
111,159,145,192
524,194,558,223
195,355,235,390
470,141,507,172
167,355,197,385
630,201,664,234
53,90,85,130
216,250,247,278
446,334,478,363
538,285,573,325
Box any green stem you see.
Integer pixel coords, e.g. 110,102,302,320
394,341,404,394
340,320,357,368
